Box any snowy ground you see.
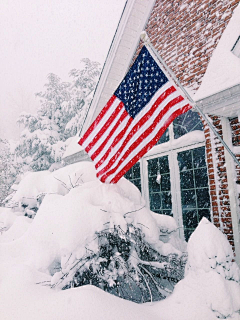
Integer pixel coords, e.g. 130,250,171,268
0,162,239,320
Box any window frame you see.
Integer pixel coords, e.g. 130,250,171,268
139,122,211,240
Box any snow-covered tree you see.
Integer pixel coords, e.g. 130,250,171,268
64,59,101,138
15,59,101,172
0,139,18,205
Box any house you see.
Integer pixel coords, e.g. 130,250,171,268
63,0,240,264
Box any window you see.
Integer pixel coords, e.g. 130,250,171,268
124,162,141,192
148,156,172,216
124,109,211,241
178,147,211,240
231,35,240,58
173,109,204,139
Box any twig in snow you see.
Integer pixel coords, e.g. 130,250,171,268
68,175,74,188
123,205,145,217
53,177,70,191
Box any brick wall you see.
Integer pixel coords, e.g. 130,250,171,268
203,117,237,250
144,0,240,91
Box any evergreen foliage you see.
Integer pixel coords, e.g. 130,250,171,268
52,223,186,303
15,59,101,172
0,139,18,205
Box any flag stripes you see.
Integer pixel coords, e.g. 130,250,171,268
79,80,191,183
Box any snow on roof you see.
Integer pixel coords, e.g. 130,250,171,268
194,3,240,100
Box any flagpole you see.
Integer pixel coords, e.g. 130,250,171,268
140,31,240,169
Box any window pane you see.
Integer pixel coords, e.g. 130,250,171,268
182,209,198,229
198,209,211,222
178,146,211,242
162,192,172,209
148,156,172,216
194,168,208,188
173,109,204,139
181,189,196,208
156,128,169,145
161,174,171,191
149,176,160,192
124,162,141,192
178,150,192,171
148,158,158,176
159,156,170,174
180,170,194,189
192,147,206,168
150,192,161,210
196,188,210,208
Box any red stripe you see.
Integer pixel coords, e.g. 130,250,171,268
95,115,134,169
85,101,124,153
109,104,192,183
97,93,184,179
79,95,117,146
91,109,129,160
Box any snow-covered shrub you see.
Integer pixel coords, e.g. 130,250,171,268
51,222,186,303
46,166,187,303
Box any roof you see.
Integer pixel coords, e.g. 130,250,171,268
194,3,240,117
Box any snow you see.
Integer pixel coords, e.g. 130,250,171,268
146,130,204,156
0,216,31,243
0,162,239,319
194,3,240,100
63,134,84,158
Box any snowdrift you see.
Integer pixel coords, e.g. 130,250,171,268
0,161,239,320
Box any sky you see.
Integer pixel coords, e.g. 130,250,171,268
0,0,126,141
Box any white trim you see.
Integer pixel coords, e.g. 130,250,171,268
141,130,206,241
221,117,240,266
195,83,240,118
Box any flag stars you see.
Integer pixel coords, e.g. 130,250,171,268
114,46,169,118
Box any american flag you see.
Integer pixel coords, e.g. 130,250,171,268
79,46,191,183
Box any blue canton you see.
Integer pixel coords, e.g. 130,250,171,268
114,46,169,119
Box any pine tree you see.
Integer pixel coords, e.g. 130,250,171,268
0,139,18,205
15,59,101,172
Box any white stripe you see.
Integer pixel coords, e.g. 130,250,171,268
88,104,125,156
104,100,187,182
82,97,121,148
97,84,177,173
93,113,131,164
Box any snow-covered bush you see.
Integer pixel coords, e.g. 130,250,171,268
51,221,186,303
36,163,187,303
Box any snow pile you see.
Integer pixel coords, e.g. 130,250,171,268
185,218,240,318
0,162,239,319
0,162,183,274
7,162,97,218
149,218,240,320
186,217,239,280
